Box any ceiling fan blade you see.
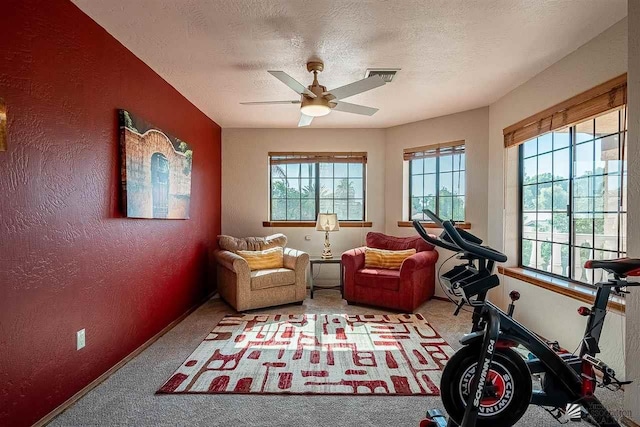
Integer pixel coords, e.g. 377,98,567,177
268,71,317,98
240,100,301,105
332,101,378,116
323,75,386,101
298,113,314,127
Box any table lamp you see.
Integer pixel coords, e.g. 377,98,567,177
316,213,340,259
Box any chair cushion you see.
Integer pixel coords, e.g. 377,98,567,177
250,268,296,290
218,233,288,252
366,231,434,252
237,247,284,271
354,268,401,291
364,247,416,270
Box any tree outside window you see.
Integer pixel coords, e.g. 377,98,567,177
407,143,465,222
520,108,627,285
270,154,366,222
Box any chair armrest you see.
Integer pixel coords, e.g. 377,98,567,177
400,250,439,274
399,250,439,309
341,247,366,272
342,247,366,302
214,250,250,275
283,248,310,271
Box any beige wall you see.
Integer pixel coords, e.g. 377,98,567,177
487,18,628,252
384,108,490,297
486,18,628,374
221,15,632,383
222,109,490,291
625,1,640,419
384,107,489,241
221,128,386,284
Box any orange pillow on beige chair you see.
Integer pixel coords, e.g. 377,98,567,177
237,247,284,271
364,247,416,270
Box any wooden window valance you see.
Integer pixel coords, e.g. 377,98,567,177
503,74,627,148
268,152,367,165
403,140,465,161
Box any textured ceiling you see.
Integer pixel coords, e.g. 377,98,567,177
72,0,627,128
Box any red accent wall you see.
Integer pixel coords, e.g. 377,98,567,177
0,1,222,425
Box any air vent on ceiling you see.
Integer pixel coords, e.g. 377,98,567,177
364,68,401,82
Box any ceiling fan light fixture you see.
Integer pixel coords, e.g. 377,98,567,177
241,60,386,124
300,104,331,117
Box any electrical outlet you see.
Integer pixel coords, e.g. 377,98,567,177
77,329,85,350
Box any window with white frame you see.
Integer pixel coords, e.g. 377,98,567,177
269,152,366,222
405,142,466,222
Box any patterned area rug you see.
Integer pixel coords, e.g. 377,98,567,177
158,313,455,395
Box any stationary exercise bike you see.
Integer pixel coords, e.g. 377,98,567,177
412,210,639,427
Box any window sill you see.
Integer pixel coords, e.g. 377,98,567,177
498,266,625,314
397,221,471,229
263,221,373,228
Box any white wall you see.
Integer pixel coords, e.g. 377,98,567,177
625,0,640,419
486,18,628,374
221,128,386,284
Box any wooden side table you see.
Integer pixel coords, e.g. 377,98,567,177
309,257,343,299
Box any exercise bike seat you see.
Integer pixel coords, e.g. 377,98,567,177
584,257,640,277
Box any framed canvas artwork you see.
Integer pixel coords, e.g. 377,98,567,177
119,109,192,219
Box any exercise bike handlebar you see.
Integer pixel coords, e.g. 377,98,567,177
442,220,508,263
423,209,484,245
423,209,445,227
412,220,461,252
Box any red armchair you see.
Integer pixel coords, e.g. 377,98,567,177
342,232,439,312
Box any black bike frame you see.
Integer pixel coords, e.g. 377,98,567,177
579,283,613,357
413,214,624,427
470,279,613,358
458,283,620,427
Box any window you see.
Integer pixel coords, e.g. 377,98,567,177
269,152,366,222
405,142,465,222
520,108,627,285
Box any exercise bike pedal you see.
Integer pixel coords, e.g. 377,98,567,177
582,354,632,389
419,410,451,427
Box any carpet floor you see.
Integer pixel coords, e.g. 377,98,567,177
49,292,624,427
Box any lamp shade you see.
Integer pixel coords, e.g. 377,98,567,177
316,213,340,232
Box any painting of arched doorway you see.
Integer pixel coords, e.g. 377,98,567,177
151,152,170,218
119,110,192,219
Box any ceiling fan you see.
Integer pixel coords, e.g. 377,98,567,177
240,61,386,127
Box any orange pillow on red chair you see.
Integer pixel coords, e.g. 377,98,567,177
364,247,416,270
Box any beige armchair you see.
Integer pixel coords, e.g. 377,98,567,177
213,233,309,311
